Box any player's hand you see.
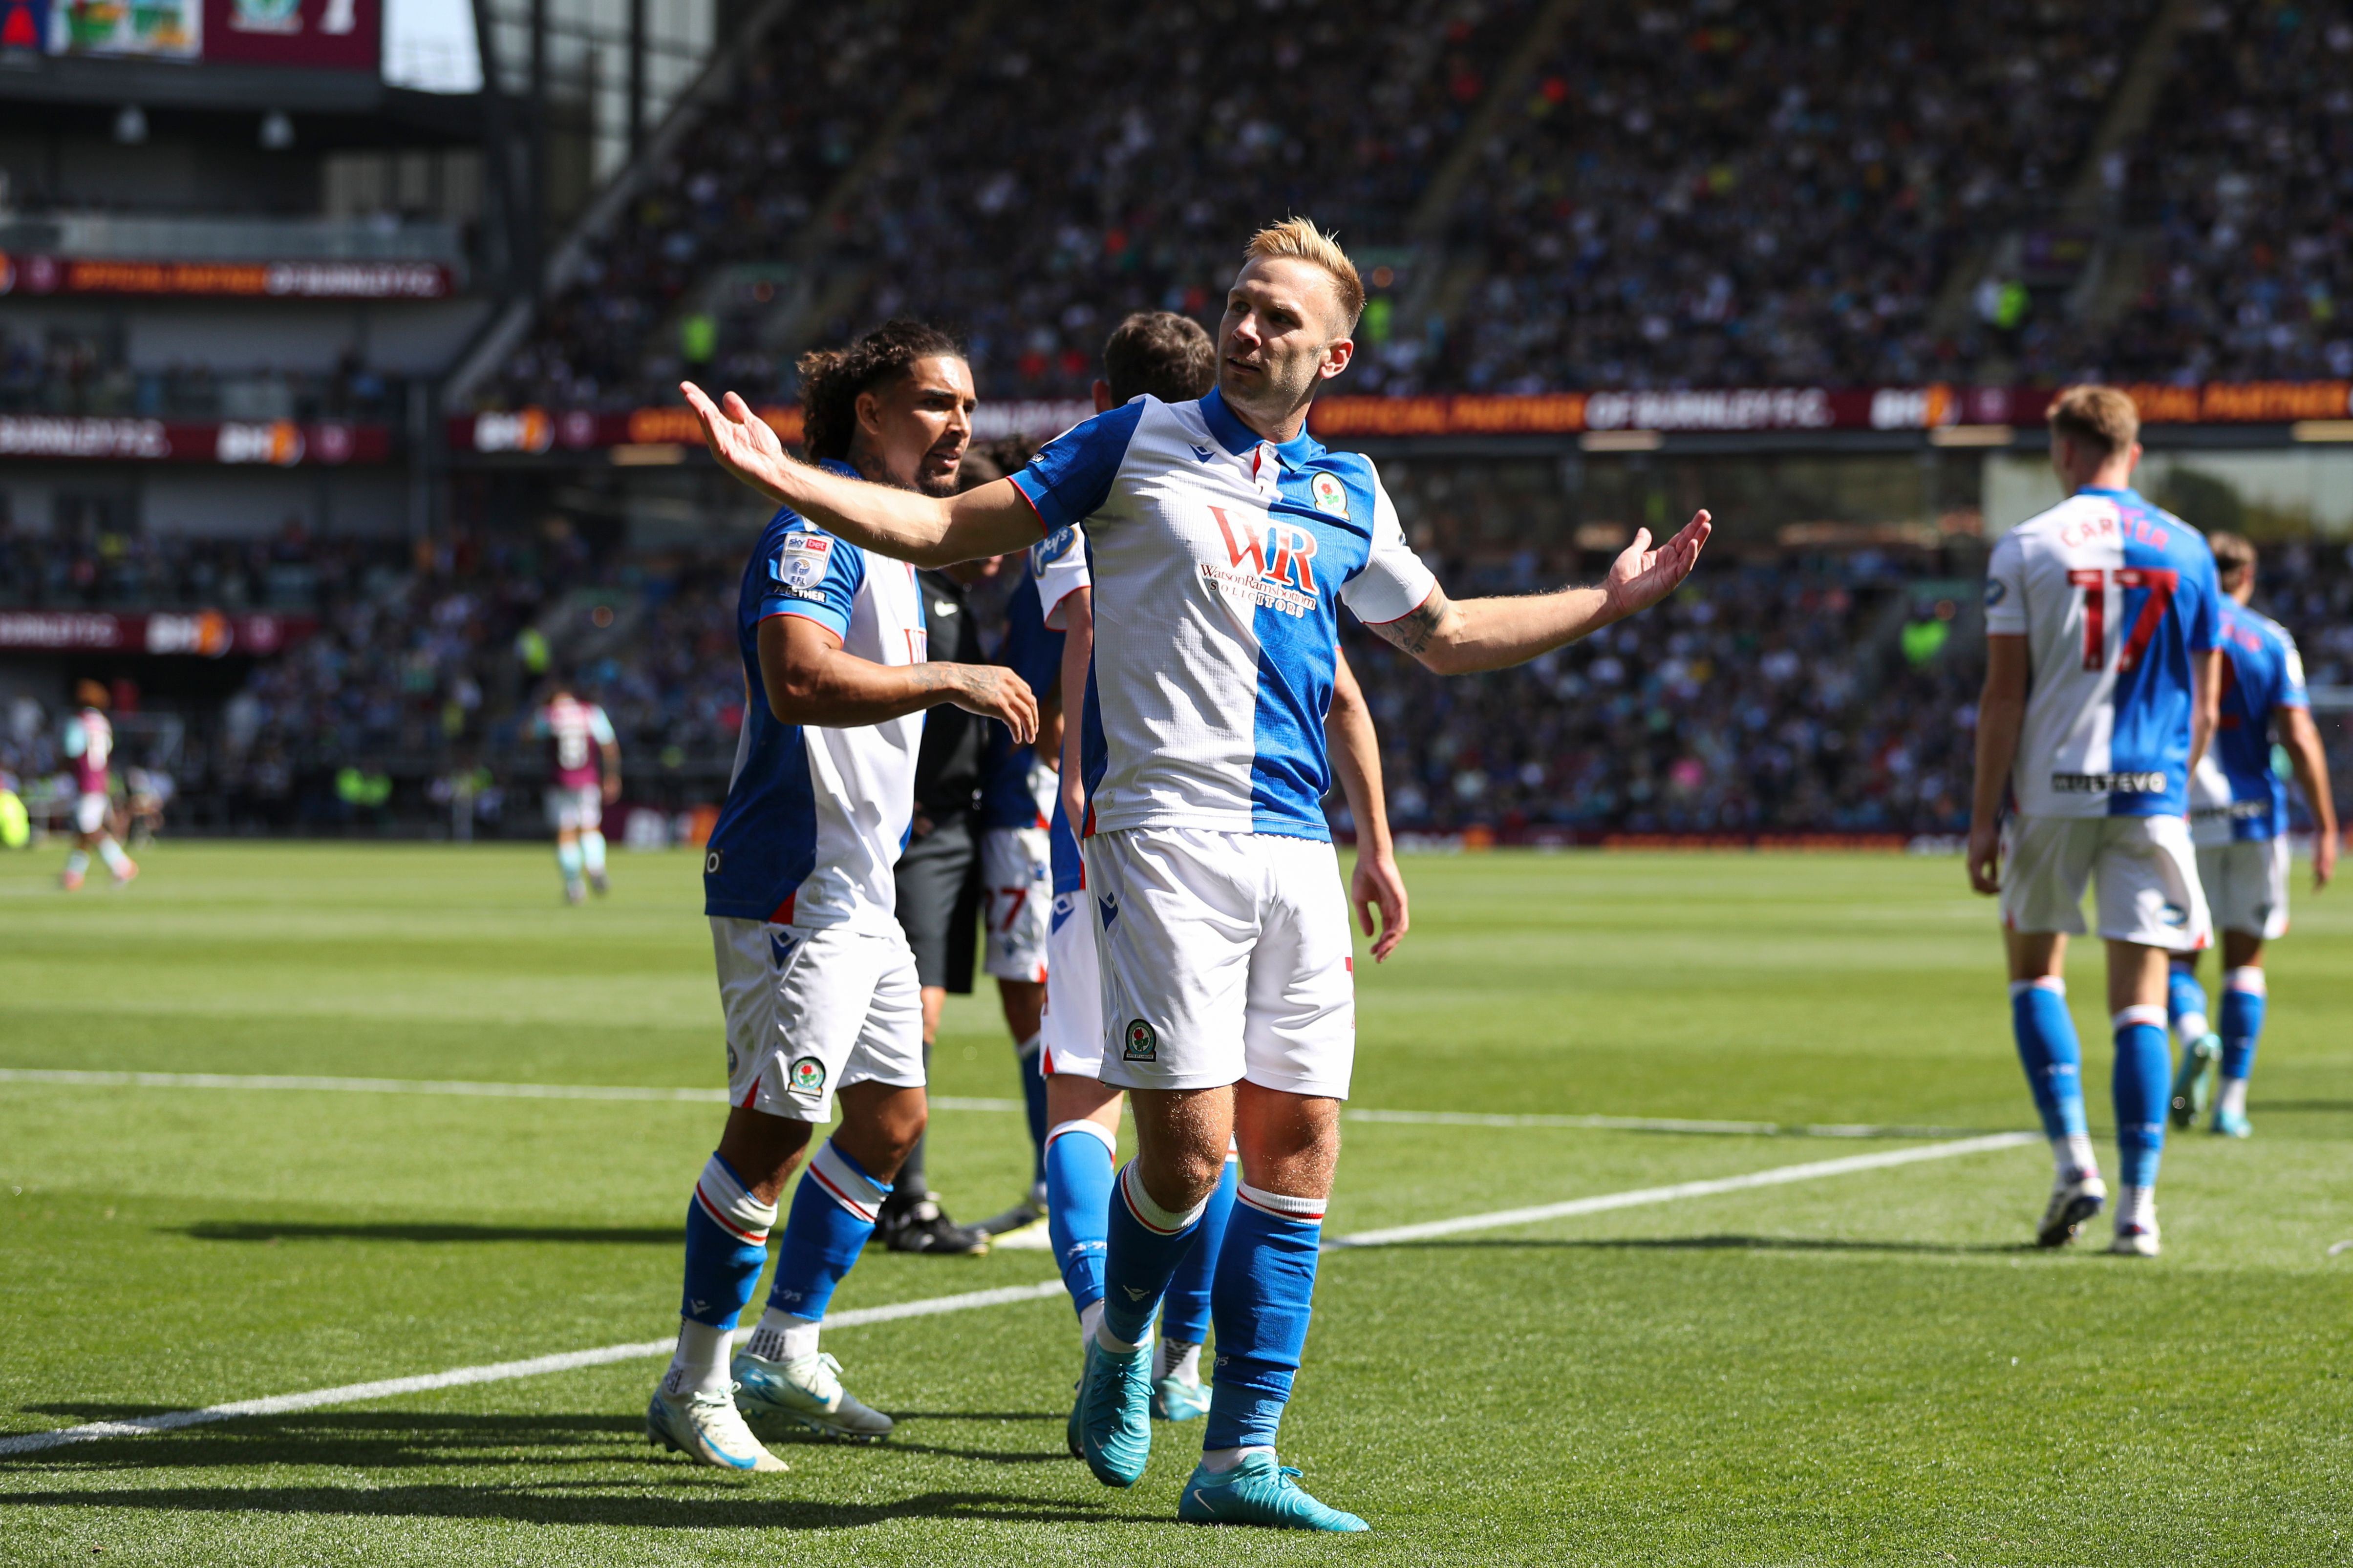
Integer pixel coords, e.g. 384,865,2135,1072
1602,510,1712,621
1351,848,1410,962
945,665,1038,745
1966,819,2001,896
2314,827,2337,891
682,382,791,500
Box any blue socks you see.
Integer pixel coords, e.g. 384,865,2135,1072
1017,1036,1050,1191
1045,1120,1116,1319
765,1139,890,1324
1162,1154,1238,1348
679,1152,777,1328
1204,1183,1326,1454
2166,960,2211,1046
2010,977,2090,1143
1098,1160,1209,1349
2219,967,2267,1083
2112,1005,2170,1189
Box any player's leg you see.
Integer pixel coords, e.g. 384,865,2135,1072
580,789,610,896
880,818,986,1253
1179,835,1365,1532
1154,1137,1235,1422
1040,884,1120,1351
977,823,1056,1231
1080,827,1252,1488
2094,815,2210,1256
2169,844,2230,1126
2212,927,2268,1136
734,929,926,1441
975,976,1049,1234
1998,818,2104,1245
647,917,820,1471
62,793,113,889
548,791,585,903
86,795,135,885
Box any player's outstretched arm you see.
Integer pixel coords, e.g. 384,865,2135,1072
759,614,1036,742
1967,635,2030,896
1368,512,1711,675
1326,649,1408,962
2279,704,2338,890
682,383,1040,568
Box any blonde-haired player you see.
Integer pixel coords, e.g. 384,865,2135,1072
683,215,1708,1529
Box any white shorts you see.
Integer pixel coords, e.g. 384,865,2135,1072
1085,826,1356,1099
74,792,107,835
981,824,1052,983
2000,813,2211,952
2197,838,2291,940
1040,885,1105,1078
710,916,925,1123
546,784,603,833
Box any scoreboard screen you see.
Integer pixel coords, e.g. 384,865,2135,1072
1,0,379,71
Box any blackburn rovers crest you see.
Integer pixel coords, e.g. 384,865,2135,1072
790,1056,826,1092
1123,1018,1157,1062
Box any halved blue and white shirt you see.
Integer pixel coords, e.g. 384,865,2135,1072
1009,387,1434,842
2190,600,2309,843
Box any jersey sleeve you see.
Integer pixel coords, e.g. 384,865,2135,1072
757,516,866,640
1983,530,2028,636
1032,525,1092,631
1008,402,1146,533
2278,631,2310,710
588,705,618,745
2185,548,2222,652
1337,469,1438,626
62,720,86,759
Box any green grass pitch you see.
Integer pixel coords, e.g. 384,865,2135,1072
2,842,2349,1565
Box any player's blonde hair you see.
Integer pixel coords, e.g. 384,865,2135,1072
1243,217,1365,334
2046,384,2140,458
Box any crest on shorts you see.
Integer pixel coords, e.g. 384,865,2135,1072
1122,1018,1157,1062
790,1056,827,1092
2160,903,2187,929
1309,471,1349,518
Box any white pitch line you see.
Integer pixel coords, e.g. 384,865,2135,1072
0,1069,1019,1115
0,1133,2034,1461
1324,1132,2039,1248
0,1069,2001,1142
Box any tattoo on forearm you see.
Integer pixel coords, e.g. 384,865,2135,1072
1371,597,1446,657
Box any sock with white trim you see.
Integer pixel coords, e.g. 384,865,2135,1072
64,848,89,878
1045,1120,1116,1328
2010,978,2096,1177
556,838,583,892
2112,1004,2171,1189
580,829,607,876
95,836,129,874
2165,960,2210,1047
1161,1150,1237,1353
1203,1183,1326,1456
765,1139,891,1329
664,1153,777,1395
1096,1160,1208,1352
2218,967,2266,1100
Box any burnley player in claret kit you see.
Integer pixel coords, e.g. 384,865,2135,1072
683,218,1708,1529
534,681,620,904
58,679,134,891
1968,385,2224,1258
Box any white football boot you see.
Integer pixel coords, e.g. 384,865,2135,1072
733,1348,895,1441
645,1385,789,1471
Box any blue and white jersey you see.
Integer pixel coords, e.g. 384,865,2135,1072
703,461,928,930
1029,529,1094,897
1008,387,1435,841
2189,600,2309,844
977,540,1071,832
1985,486,2221,819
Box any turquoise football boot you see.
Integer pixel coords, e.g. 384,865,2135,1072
1065,1377,1082,1459
2211,1106,2253,1139
1152,1371,1212,1421
1177,1451,1368,1531
2168,1033,2220,1129
1076,1335,1154,1486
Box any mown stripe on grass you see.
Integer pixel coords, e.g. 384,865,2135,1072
0,1069,2002,1141
0,1133,2035,1460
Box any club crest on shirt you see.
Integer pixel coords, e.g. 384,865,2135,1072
777,532,832,590
1310,471,1349,518
790,1056,827,1092
1122,1018,1157,1062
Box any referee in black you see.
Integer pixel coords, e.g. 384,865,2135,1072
880,526,1002,1255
